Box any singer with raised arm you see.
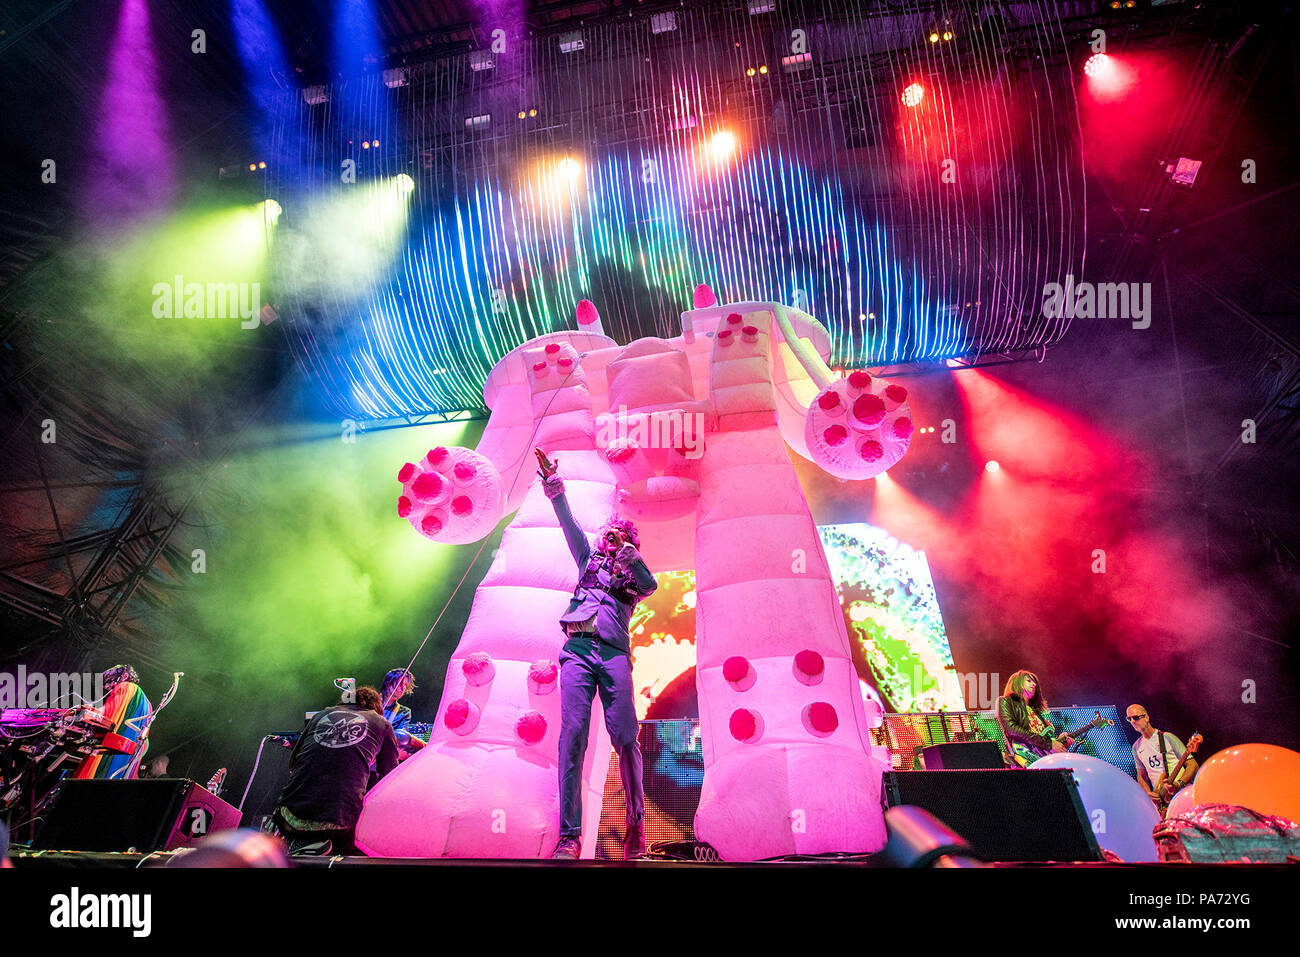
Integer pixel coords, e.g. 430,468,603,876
535,447,658,860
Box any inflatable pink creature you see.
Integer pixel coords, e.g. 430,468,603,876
357,288,913,860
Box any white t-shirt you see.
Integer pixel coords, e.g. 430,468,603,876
1134,731,1185,788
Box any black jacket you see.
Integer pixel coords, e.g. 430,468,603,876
997,694,1056,757
278,704,399,828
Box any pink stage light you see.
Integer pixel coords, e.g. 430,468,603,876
901,82,924,107
1084,53,1110,78
985,460,1000,473
1083,52,1135,101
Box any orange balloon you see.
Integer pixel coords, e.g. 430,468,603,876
1192,743,1300,825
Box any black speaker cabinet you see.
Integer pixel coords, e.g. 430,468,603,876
34,779,241,852
238,736,297,828
918,741,1006,769
883,769,1103,862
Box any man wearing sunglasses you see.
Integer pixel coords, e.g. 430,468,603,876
536,448,658,861
1128,705,1197,809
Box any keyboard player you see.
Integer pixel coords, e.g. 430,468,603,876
70,664,151,780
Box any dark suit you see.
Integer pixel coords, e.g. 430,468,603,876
545,475,657,840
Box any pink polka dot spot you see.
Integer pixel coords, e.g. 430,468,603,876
848,370,873,390
397,496,412,518
576,299,600,325
885,384,908,404
454,462,477,482
859,441,884,462
529,661,558,686
818,391,841,411
398,462,416,483
807,702,838,735
741,325,758,336
729,709,757,741
451,495,474,516
516,711,547,745
717,329,733,342
892,417,913,440
693,284,717,308
426,447,450,466
722,656,750,683
824,425,848,447
607,444,636,463
794,650,825,677
726,312,743,324
411,472,446,501
420,514,443,536
852,393,886,426
557,356,573,368
544,342,561,354
462,653,495,685
444,698,471,729
532,361,548,373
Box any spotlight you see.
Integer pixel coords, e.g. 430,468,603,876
748,1,776,14
558,156,583,181
248,163,256,171
942,31,953,41
901,82,924,107
759,64,768,74
558,31,584,53
394,174,415,194
529,108,537,117
383,67,409,88
362,141,370,149
985,461,1000,473
262,199,282,223
371,140,379,148
1165,157,1203,187
468,50,495,72
258,161,266,169
302,85,328,105
708,129,737,162
929,32,939,43
518,110,526,119
781,52,812,72
1083,52,1110,78
747,67,756,77
651,11,678,34
465,114,491,130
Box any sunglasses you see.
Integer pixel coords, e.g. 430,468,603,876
1127,714,1148,722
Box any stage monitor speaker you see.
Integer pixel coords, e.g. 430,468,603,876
239,736,297,828
883,769,1103,862
918,741,1006,769
34,779,241,852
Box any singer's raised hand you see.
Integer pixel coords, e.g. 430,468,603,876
534,447,558,478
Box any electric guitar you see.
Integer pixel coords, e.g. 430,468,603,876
1010,711,1114,768
1153,732,1202,819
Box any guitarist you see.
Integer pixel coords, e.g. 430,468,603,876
1127,705,1197,811
997,670,1073,766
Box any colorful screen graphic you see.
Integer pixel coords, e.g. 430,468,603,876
625,522,961,718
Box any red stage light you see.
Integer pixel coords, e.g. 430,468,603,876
901,82,924,107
